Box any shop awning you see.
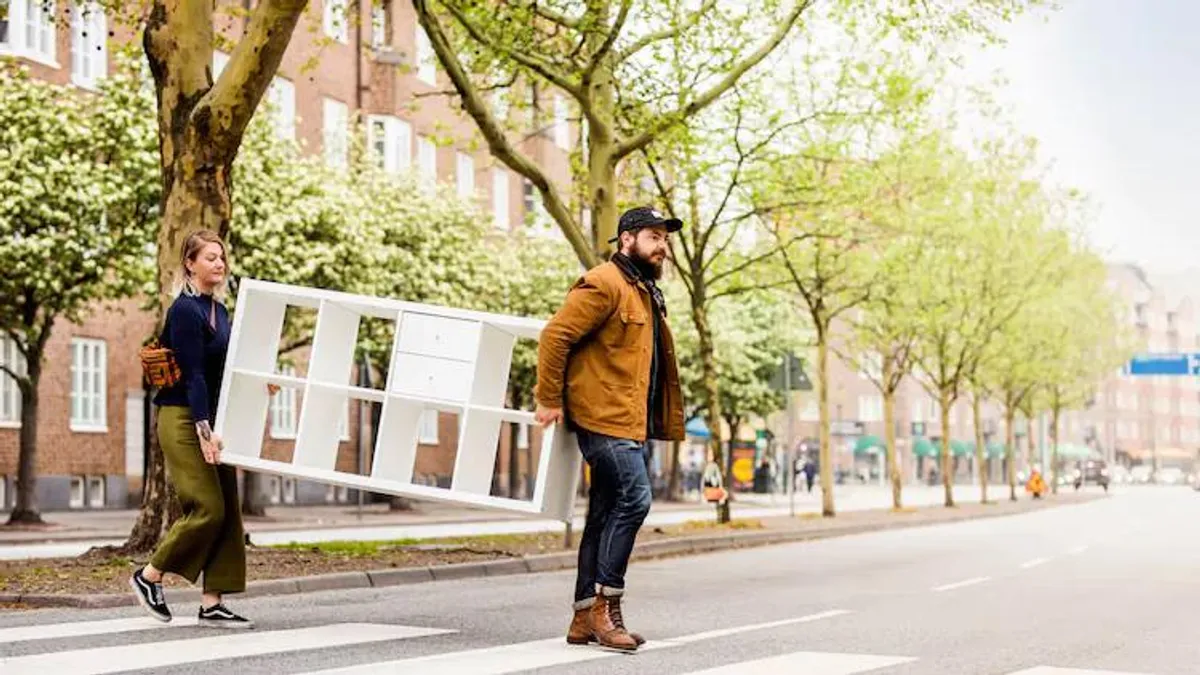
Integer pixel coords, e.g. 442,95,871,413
685,417,710,440
913,437,938,457
854,435,885,455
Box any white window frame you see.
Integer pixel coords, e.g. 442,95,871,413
370,0,388,49
0,336,25,426
70,338,107,432
366,114,412,174
323,97,349,168
1,0,57,66
268,76,296,141
323,0,348,43
0,476,6,510
419,409,439,444
417,135,437,183
270,365,298,439
858,394,883,423
553,94,570,150
86,475,105,508
455,151,475,199
282,476,297,504
415,24,435,85
70,2,106,89
69,476,85,508
492,168,510,230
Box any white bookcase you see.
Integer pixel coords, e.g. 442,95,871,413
213,278,581,522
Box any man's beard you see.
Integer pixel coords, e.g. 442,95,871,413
629,247,663,280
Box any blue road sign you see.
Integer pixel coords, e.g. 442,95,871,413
1125,353,1200,376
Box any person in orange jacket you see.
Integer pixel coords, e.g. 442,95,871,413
1026,466,1047,498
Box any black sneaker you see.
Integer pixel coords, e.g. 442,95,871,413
129,567,171,623
198,603,255,629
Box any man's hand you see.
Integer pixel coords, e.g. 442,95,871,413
534,404,564,428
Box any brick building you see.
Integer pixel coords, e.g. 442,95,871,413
0,0,571,511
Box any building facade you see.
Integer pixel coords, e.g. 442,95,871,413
0,0,570,511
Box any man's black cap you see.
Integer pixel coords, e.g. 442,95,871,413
608,206,683,243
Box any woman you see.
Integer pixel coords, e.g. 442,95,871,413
130,230,253,629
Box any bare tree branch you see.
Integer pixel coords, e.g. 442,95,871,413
615,0,717,64
415,0,597,267
585,0,633,77
612,0,812,160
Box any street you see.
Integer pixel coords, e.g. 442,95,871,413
2,486,1197,674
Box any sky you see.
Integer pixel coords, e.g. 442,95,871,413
958,0,1200,275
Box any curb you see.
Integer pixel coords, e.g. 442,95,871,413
1,496,1099,610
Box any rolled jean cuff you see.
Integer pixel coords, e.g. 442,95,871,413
573,596,596,610
597,584,625,597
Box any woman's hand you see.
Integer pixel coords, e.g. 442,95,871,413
196,421,223,465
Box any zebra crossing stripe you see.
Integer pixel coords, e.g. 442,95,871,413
1006,667,1154,675
679,651,916,675
0,617,197,645
0,623,453,675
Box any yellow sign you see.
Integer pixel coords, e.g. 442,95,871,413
732,457,755,484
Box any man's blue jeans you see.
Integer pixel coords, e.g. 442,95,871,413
573,428,653,606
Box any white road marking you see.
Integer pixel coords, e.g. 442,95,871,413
1008,662,1156,667
1020,557,1050,569
0,623,453,675
301,609,853,675
679,651,915,675
932,576,991,592
0,616,197,644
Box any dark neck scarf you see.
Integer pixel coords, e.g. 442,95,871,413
611,252,667,317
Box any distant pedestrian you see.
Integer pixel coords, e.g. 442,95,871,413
130,230,254,629
535,206,685,652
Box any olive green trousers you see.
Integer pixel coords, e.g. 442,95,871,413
150,405,246,594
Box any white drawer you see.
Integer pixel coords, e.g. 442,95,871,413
397,312,480,361
390,353,472,402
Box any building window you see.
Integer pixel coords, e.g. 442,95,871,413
282,477,297,504
492,168,510,230
800,399,818,422
492,89,509,120
366,115,412,174
455,151,475,199
71,2,106,88
370,0,389,49
553,94,570,150
69,476,85,508
268,77,296,141
323,0,348,43
858,395,883,423
415,24,435,85
270,365,298,439
323,98,349,168
70,338,106,431
417,135,437,183
0,336,24,425
419,409,439,444
2,0,57,63
87,475,105,508
0,476,6,509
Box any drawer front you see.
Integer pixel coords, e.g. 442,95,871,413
390,353,472,402
397,312,480,361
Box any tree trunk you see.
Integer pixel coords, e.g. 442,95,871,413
940,391,955,507
1006,406,1018,502
817,336,835,517
126,0,308,552
973,394,987,504
692,299,728,523
241,471,266,517
1050,402,1061,495
8,360,44,525
583,23,619,258
666,440,683,501
883,388,901,510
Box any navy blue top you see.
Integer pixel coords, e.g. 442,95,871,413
153,293,231,425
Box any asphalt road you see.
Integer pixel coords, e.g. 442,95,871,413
3,485,1197,675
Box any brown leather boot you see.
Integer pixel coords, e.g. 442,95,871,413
587,595,639,651
607,596,646,646
566,607,594,645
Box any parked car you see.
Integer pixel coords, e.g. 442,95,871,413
1072,460,1109,492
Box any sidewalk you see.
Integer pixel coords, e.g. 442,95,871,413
0,484,1011,560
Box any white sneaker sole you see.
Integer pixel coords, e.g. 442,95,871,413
198,618,255,630
128,576,171,623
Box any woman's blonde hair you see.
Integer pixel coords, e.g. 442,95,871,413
171,230,230,299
